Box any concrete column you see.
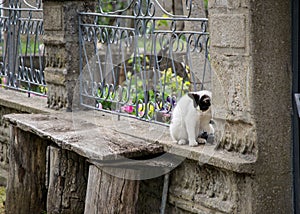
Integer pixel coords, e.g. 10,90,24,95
209,0,292,213
43,0,95,111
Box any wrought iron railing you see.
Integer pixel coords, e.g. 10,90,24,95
0,0,46,96
78,0,210,125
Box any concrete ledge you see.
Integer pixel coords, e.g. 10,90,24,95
0,88,51,114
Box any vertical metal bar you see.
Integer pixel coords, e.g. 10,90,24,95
13,2,21,88
2,0,9,82
78,14,83,106
292,0,300,212
160,172,170,214
201,36,209,90
7,1,14,86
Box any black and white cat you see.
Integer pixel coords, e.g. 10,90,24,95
170,90,214,146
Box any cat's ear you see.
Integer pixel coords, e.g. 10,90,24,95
188,92,200,108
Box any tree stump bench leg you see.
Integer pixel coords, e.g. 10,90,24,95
84,165,140,214
47,146,89,214
6,127,48,214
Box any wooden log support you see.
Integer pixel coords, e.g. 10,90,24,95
84,165,140,214
6,127,48,214
47,146,89,214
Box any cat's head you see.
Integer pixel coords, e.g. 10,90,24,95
188,90,212,111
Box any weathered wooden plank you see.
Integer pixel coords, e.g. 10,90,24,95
84,165,139,214
3,113,164,162
47,146,89,214
6,127,48,214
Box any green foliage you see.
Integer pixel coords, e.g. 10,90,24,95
160,68,190,95
0,186,5,214
157,15,169,28
97,1,125,26
38,86,48,94
98,99,113,110
204,0,208,10
21,40,40,55
97,55,190,122
1,37,40,56
97,53,190,116
99,0,125,13
127,53,150,73
0,76,47,95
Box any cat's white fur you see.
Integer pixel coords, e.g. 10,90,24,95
170,90,214,146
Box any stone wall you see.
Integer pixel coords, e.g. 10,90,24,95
168,160,251,213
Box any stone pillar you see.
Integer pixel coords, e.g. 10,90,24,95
43,0,95,111
209,0,254,148
209,0,292,213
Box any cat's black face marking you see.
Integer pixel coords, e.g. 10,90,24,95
189,93,211,111
198,95,211,111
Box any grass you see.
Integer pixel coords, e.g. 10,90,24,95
0,186,5,214
0,36,41,56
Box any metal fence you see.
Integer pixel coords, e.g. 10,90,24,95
0,0,45,96
78,0,210,125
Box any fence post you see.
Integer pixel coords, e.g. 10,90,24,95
43,0,95,111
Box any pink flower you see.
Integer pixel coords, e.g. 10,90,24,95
2,77,7,85
163,113,171,118
121,105,134,113
96,102,102,109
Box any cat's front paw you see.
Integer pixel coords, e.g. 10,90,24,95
178,139,187,145
196,137,207,145
189,140,198,147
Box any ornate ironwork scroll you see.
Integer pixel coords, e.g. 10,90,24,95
0,0,45,96
78,0,209,125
